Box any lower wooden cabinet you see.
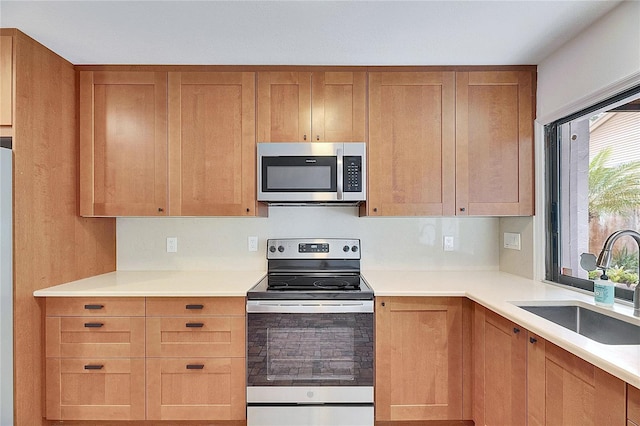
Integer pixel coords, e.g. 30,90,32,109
375,297,465,421
44,297,246,422
146,357,245,420
629,384,640,426
472,304,526,426
46,358,145,420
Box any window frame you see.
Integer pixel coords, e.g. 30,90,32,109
545,85,640,302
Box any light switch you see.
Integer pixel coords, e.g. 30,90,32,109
504,232,521,250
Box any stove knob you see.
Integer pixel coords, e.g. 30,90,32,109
351,245,359,252
269,245,276,253
278,245,285,253
343,245,350,252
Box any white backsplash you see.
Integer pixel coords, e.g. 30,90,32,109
117,206,500,271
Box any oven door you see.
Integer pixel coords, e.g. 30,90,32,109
246,300,374,424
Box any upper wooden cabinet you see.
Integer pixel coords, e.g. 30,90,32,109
456,71,534,216
80,71,168,216
376,297,464,421
0,35,13,127
257,71,366,142
366,72,456,216
168,72,258,216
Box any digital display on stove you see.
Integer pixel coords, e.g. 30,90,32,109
298,243,329,253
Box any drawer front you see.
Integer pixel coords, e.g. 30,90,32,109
630,384,640,425
146,297,245,316
46,297,145,317
146,357,245,420
146,316,245,357
46,317,145,358
45,358,145,421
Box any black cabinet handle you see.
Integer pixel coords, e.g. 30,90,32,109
84,365,104,370
84,304,104,310
186,364,205,370
185,304,204,310
530,337,538,344
513,327,520,334
84,323,104,328
381,302,385,307
158,207,164,212
460,207,466,212
186,322,204,328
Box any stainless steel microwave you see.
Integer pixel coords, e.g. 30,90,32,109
257,142,366,203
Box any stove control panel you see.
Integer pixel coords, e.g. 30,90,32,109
266,238,360,259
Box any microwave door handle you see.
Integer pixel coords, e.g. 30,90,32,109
336,148,343,200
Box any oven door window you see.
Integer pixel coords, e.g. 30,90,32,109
262,156,337,192
247,313,373,386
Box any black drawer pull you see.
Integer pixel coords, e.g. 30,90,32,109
513,327,520,334
84,304,104,310
186,364,204,370
84,323,104,328
84,365,104,370
530,337,538,344
186,304,204,310
186,322,204,328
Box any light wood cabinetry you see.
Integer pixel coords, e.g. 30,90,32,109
472,302,627,426
257,71,366,142
45,298,146,421
472,304,526,426
80,71,168,216
168,72,260,216
145,297,246,421
0,35,12,127
366,69,535,217
527,332,626,426
456,71,534,216
366,71,456,216
629,384,640,426
376,297,464,421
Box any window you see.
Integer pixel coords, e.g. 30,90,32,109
546,87,640,302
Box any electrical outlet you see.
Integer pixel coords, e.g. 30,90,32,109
248,236,258,252
166,237,178,253
443,236,455,251
504,232,521,250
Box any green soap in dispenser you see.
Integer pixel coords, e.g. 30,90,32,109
594,271,614,307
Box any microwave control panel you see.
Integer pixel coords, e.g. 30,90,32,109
344,156,362,192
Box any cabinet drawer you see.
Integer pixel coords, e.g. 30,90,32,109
630,384,640,425
146,357,245,420
146,297,245,316
45,358,145,421
46,297,145,316
46,317,145,358
146,316,245,357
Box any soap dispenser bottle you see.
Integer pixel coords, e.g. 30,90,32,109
594,271,614,307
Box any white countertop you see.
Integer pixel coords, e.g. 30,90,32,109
34,269,640,388
33,270,266,297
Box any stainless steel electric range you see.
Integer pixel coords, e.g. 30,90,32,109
246,238,374,426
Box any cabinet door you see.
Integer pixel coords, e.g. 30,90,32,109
376,297,463,421
257,72,311,142
629,385,640,426
456,71,534,216
79,71,168,216
46,358,145,420
368,72,456,216
0,35,12,126
146,357,245,420
527,333,626,426
168,72,257,216
311,71,366,142
472,305,526,425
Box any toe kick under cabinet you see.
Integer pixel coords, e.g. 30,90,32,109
45,297,246,422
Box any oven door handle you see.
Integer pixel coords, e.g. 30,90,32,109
246,300,374,313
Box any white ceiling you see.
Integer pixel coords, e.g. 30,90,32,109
0,0,623,66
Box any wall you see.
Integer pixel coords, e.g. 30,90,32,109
117,207,500,272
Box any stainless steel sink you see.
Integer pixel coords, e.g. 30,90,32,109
515,303,640,345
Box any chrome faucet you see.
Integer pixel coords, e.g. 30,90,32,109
596,229,640,317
